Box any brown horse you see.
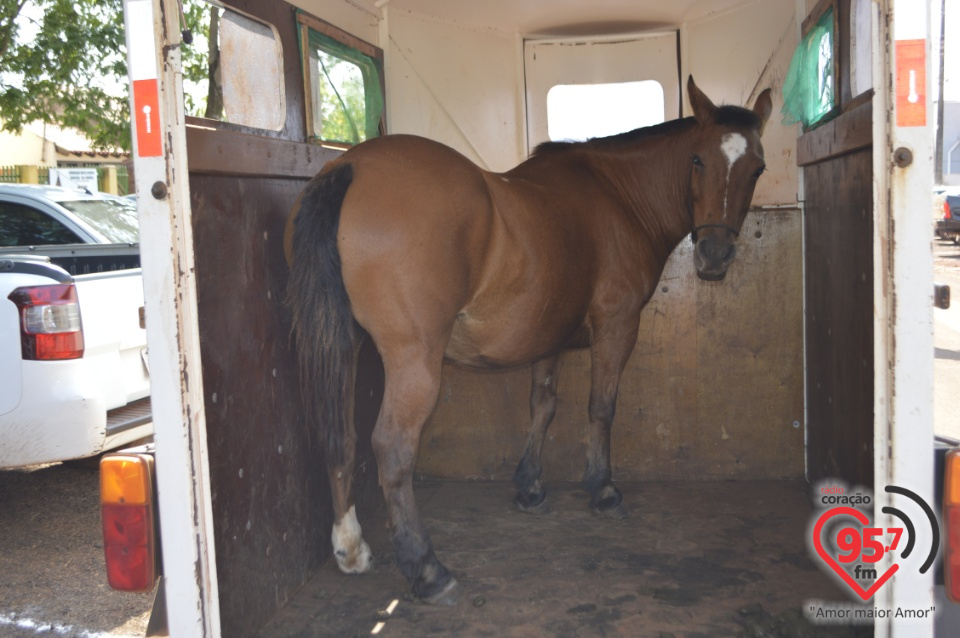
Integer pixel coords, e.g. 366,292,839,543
285,76,772,604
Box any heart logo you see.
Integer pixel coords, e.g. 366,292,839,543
812,506,899,601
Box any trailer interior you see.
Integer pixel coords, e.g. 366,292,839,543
138,0,936,634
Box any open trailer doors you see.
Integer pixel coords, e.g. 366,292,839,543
121,0,940,635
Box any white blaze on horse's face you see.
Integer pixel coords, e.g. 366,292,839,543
720,133,747,219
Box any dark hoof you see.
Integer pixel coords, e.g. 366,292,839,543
515,488,550,514
590,484,628,519
593,502,629,519
420,576,460,606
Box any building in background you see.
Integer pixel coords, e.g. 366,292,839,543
0,121,127,167
0,122,131,194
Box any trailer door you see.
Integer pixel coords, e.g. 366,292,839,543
796,0,934,633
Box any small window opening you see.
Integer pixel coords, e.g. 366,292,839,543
180,0,285,131
782,6,837,128
546,81,665,142
298,13,384,147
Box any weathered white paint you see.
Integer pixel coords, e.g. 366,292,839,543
332,506,373,574
872,1,935,636
124,0,221,635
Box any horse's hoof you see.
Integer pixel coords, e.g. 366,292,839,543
420,576,460,606
334,539,373,574
515,489,550,514
593,502,629,519
590,484,627,519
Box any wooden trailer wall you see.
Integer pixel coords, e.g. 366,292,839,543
185,2,383,634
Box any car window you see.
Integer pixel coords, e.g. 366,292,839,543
0,202,83,246
58,198,140,244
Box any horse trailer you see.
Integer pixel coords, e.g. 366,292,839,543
107,0,958,635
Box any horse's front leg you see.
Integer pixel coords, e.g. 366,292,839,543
372,349,459,605
513,354,561,513
584,332,636,519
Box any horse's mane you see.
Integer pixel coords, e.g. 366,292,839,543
532,105,761,157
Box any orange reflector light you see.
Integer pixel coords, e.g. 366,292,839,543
100,454,157,592
101,455,151,505
946,450,960,603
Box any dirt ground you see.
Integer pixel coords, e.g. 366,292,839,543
258,481,868,638
0,462,154,638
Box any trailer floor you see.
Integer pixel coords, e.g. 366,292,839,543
258,480,865,637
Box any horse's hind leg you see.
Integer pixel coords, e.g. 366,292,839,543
584,334,635,519
329,338,373,574
372,348,458,605
514,354,561,513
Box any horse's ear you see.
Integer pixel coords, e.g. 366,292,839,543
752,88,773,136
687,75,716,123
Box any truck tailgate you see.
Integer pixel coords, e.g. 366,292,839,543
73,269,149,409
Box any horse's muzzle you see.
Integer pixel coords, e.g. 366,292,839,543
694,235,737,281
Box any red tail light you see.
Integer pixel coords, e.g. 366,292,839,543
946,449,960,603
100,454,158,592
946,200,953,220
8,283,84,360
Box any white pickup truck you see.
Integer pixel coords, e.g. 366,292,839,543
0,185,151,468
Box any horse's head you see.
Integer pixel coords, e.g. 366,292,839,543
686,76,772,281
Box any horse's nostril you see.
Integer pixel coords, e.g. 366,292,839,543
698,238,733,262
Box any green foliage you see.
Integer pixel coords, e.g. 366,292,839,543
180,0,222,119
314,49,366,144
0,0,131,150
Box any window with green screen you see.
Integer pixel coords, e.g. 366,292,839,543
298,13,384,146
782,6,836,129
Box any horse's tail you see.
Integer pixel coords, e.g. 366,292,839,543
286,162,356,466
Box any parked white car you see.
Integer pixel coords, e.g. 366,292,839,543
0,185,150,468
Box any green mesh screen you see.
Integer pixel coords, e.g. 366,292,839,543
781,7,836,129
303,24,383,145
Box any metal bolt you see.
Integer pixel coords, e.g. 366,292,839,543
151,181,168,200
893,147,913,168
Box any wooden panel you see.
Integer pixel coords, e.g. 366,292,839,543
190,4,382,636
803,146,874,486
188,172,384,638
185,126,339,178
695,210,805,479
417,209,804,481
796,97,872,166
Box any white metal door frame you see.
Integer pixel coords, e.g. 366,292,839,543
123,0,221,635
873,0,936,635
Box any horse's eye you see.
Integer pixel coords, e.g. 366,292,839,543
754,165,766,179
692,155,703,168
